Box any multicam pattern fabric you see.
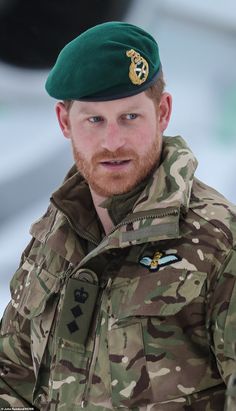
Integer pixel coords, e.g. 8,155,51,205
1,136,236,411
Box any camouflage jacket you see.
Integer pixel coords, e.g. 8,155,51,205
1,136,236,411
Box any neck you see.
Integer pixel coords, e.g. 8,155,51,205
90,189,114,235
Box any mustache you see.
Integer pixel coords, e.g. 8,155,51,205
91,148,137,163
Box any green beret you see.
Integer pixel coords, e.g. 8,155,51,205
45,21,161,101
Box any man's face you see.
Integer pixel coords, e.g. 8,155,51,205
56,91,171,197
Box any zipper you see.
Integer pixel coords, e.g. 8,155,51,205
106,206,179,237
81,278,112,408
89,208,179,254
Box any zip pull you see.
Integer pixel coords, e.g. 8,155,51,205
106,277,112,290
100,277,112,291
81,399,88,408
59,262,74,284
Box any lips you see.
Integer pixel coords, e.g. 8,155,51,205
99,159,131,169
101,160,130,165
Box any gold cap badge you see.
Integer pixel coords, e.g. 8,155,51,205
126,49,149,85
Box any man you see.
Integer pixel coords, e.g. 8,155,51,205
0,21,236,411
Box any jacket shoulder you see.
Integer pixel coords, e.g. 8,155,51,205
189,178,236,247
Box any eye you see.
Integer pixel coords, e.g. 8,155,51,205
124,113,138,120
88,116,103,123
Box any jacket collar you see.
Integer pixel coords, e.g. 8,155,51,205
116,135,198,246
133,136,197,214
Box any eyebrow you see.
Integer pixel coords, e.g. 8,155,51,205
77,104,143,115
77,106,97,115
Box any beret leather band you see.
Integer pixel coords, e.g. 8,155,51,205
77,66,162,102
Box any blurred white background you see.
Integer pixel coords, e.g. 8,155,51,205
1,0,236,316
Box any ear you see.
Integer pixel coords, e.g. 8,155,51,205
158,92,172,133
55,102,71,139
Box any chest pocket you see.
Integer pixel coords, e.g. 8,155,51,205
108,268,207,408
10,259,61,319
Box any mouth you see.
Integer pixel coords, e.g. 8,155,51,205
99,159,131,169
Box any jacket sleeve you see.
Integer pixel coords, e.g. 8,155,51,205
0,238,37,409
208,246,236,382
0,303,36,409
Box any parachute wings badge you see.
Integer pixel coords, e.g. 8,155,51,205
140,251,181,272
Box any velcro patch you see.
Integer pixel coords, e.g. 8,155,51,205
57,278,99,345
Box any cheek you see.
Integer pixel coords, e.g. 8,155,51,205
70,124,89,148
132,126,158,151
71,133,95,160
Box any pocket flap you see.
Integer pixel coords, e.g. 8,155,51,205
111,269,207,320
10,259,61,318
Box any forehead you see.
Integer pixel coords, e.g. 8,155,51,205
72,91,153,114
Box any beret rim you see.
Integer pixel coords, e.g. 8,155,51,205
76,67,162,102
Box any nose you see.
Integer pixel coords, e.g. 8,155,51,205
101,122,125,152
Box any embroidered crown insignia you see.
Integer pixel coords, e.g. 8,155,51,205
74,287,89,303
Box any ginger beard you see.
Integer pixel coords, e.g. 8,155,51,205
72,137,162,197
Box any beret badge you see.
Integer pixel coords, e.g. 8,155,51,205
126,49,149,86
